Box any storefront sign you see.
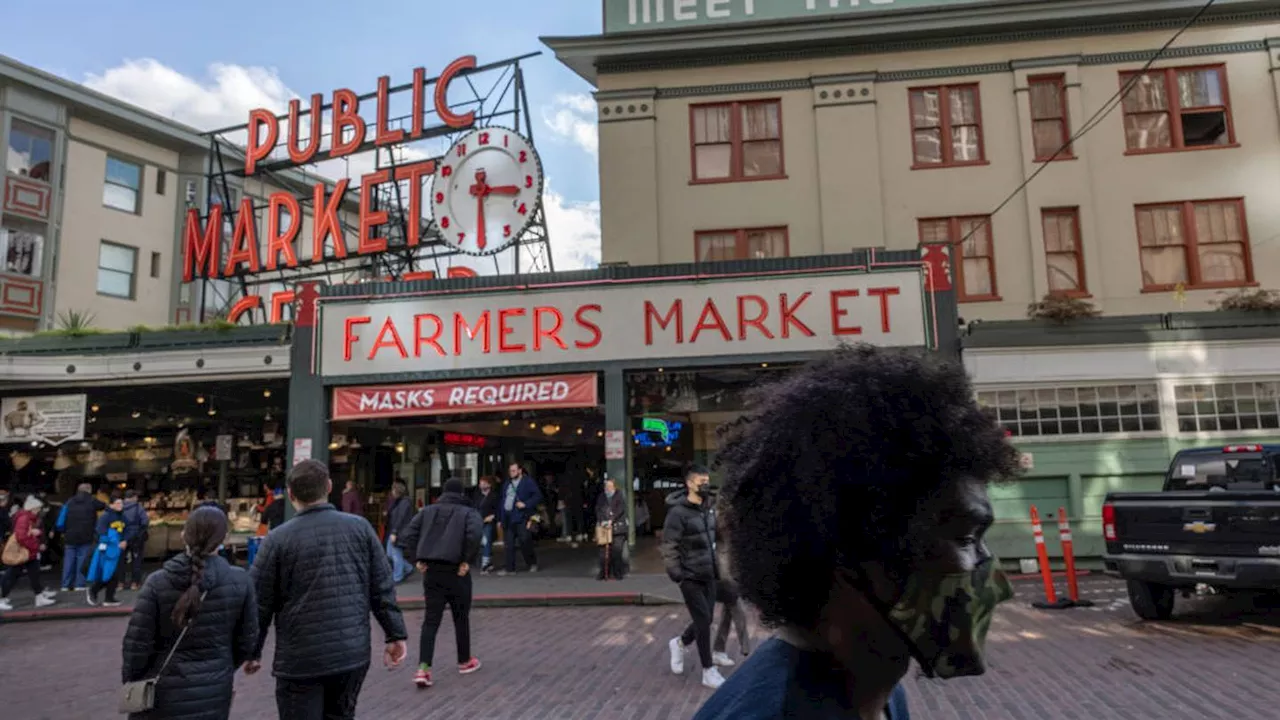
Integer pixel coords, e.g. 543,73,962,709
0,393,86,445
331,373,599,421
319,269,926,377
605,430,626,460
292,438,313,466
215,434,234,462
604,0,990,34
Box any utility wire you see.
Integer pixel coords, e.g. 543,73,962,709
952,0,1220,250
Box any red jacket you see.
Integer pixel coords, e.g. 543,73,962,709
12,509,40,554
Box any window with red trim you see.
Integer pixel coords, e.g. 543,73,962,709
1041,208,1087,296
1135,199,1252,290
918,216,997,301
690,100,784,182
909,84,985,167
695,227,788,262
1120,65,1234,152
1029,75,1073,160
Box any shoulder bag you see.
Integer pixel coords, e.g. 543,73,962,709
1,533,28,567
119,591,207,715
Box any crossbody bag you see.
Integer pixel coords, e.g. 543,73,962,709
119,591,207,714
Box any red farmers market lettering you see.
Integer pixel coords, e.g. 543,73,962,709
332,373,599,421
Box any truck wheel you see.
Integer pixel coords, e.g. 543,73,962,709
1126,580,1175,620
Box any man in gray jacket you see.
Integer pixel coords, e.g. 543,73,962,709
398,478,484,689
245,460,408,720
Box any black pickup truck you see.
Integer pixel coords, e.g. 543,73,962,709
1102,444,1280,620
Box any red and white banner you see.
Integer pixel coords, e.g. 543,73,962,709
331,373,598,421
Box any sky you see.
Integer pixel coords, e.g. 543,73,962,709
1,0,604,272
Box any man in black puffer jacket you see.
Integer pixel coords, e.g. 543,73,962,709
55,482,103,591
661,463,725,690
398,478,484,688
245,460,408,719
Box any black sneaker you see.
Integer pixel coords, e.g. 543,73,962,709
85,588,99,606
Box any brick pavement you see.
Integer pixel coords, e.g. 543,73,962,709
3,577,1280,719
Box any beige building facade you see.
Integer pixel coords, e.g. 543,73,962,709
547,0,1280,320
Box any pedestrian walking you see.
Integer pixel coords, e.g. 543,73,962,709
340,480,364,516
0,494,57,610
711,569,751,667
595,477,628,581
122,489,151,590
383,481,414,584
661,463,723,690
55,482,104,592
87,492,129,607
498,461,543,575
693,346,1020,719
397,478,483,689
244,459,407,720
120,506,257,720
473,476,500,574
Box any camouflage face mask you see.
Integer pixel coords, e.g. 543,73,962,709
884,557,1014,679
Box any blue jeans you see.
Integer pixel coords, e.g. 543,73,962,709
480,523,496,569
61,543,92,589
386,538,412,584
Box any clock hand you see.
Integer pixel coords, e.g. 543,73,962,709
487,185,519,195
475,191,487,250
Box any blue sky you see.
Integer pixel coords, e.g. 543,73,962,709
2,0,605,269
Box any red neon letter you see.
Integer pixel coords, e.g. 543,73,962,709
313,179,350,262
644,300,684,346
689,299,732,343
265,192,301,271
533,307,567,351
369,317,409,360
435,56,478,129
287,94,322,165
223,197,262,276
868,287,901,333
358,169,391,255
343,316,371,361
330,89,365,159
269,291,295,324
245,109,277,175
226,295,262,324
779,293,815,339
498,308,527,353
182,206,222,281
453,311,491,355
410,67,427,138
394,159,435,247
736,295,774,340
375,75,405,146
413,314,446,357
574,305,603,349
829,290,862,337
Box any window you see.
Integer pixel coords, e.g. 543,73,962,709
689,100,784,182
1174,382,1280,432
156,169,167,196
909,84,984,167
150,251,162,279
1120,65,1234,152
0,221,44,276
1042,208,1086,296
97,241,137,299
1028,75,1072,160
6,119,54,181
695,227,788,262
1135,199,1251,290
211,187,238,238
918,216,997,301
103,157,142,213
978,384,1162,437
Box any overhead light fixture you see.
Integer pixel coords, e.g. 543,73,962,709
328,441,340,450
657,367,664,373
576,428,583,435
502,418,510,426
761,362,769,368
90,404,99,413
196,396,205,404
541,424,559,436
263,389,272,398
144,436,155,444
395,443,405,453
167,416,175,423
131,410,141,419
208,408,217,416
264,412,273,421
529,422,537,429
597,431,603,438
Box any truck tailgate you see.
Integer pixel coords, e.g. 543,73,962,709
1107,491,1280,557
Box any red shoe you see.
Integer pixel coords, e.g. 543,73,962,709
458,657,482,675
413,669,433,688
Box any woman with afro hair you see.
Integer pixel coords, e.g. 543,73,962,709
695,345,1021,720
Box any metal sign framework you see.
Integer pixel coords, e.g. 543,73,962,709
194,52,554,324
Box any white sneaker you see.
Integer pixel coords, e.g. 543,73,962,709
39,589,58,600
701,667,726,689
35,594,56,608
0,598,12,611
668,637,685,674
712,652,735,667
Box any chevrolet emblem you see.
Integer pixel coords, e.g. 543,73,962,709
1183,521,1217,534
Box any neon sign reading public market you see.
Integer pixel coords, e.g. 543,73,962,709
180,56,484,322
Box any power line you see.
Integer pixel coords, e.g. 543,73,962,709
951,0,1220,250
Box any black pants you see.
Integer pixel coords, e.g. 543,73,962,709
419,566,472,668
598,535,626,579
714,582,752,654
89,558,120,602
0,558,44,597
126,541,146,585
679,579,716,669
275,664,369,720
503,522,537,572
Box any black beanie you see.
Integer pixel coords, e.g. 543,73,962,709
443,479,464,495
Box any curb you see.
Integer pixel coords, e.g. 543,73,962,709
0,592,682,624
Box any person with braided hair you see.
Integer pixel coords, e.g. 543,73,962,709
121,505,258,720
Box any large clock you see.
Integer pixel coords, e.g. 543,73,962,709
430,127,543,257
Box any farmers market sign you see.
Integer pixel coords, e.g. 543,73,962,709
604,0,992,34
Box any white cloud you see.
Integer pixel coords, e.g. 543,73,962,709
542,93,598,156
80,57,602,271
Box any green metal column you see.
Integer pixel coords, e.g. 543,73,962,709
603,368,633,547
283,282,329,521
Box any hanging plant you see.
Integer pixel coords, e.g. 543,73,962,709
1214,288,1280,312
1026,294,1100,324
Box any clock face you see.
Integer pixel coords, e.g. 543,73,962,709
430,128,543,257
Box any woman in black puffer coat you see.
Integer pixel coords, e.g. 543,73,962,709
121,506,257,720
